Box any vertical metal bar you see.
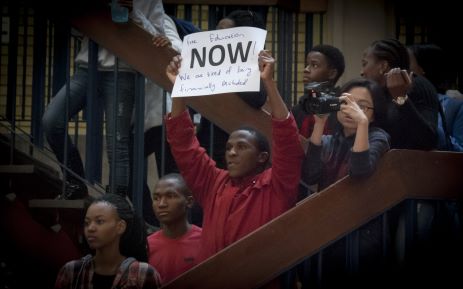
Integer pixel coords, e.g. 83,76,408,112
132,72,145,216
276,9,293,104
317,251,323,288
276,9,292,105
276,8,284,100
7,3,19,164
404,200,417,261
85,40,103,184
31,10,47,148
293,13,299,106
347,231,360,274
110,57,120,193
0,6,3,83
6,3,18,122
21,8,28,120
198,4,202,30
382,212,389,260
319,12,324,44
184,4,192,22
305,13,313,55
46,20,53,104
52,21,68,98
288,11,294,104
271,6,276,66
160,90,167,177
62,27,71,193
73,38,80,148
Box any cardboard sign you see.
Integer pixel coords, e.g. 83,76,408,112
172,26,267,97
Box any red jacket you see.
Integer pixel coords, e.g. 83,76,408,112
166,110,303,261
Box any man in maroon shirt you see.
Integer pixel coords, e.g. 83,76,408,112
148,173,202,285
164,50,303,263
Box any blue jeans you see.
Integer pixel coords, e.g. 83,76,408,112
42,67,135,190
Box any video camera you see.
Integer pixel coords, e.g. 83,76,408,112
299,82,340,115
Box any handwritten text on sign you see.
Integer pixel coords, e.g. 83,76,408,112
172,27,267,97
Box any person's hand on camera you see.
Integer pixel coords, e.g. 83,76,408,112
311,113,329,146
313,112,330,125
339,93,368,125
166,55,182,85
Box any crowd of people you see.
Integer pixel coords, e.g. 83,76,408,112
27,2,462,288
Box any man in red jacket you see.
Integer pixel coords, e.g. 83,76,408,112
164,50,303,262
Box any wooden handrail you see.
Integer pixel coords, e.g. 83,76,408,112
163,150,463,289
70,9,273,138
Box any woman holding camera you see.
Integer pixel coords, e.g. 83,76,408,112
301,77,391,287
303,77,390,191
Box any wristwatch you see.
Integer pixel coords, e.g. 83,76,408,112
393,94,408,106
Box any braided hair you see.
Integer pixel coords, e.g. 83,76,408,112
369,38,410,70
84,194,149,262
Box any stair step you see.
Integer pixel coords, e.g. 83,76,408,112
28,199,84,209
0,164,35,174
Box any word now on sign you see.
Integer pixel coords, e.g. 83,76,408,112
172,26,267,97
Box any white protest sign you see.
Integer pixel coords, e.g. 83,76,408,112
172,26,267,97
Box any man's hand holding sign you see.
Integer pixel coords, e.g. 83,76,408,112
171,27,267,97
164,28,304,289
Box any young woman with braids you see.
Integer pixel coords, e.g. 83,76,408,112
360,38,439,150
54,194,162,289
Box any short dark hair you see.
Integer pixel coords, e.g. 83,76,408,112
158,173,191,197
236,126,270,155
84,194,149,262
223,10,266,29
311,44,345,84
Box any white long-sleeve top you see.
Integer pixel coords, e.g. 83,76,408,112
131,0,182,130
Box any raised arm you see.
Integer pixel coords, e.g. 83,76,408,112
258,50,288,119
166,55,187,117
258,50,303,203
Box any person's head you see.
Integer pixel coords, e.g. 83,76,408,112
84,194,148,261
337,77,389,131
407,43,451,94
152,173,193,226
361,38,409,87
216,10,266,30
225,126,270,178
304,45,345,86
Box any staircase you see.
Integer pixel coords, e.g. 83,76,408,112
163,149,463,289
0,122,87,288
